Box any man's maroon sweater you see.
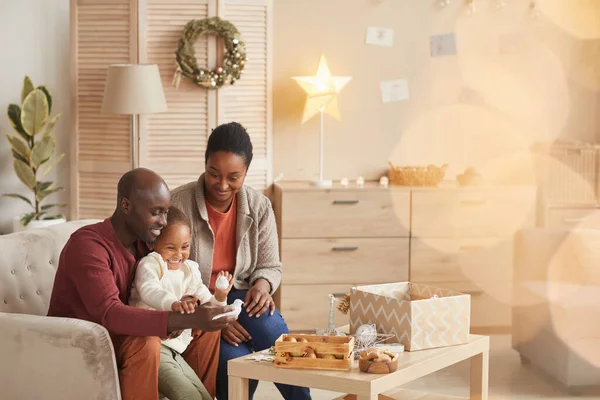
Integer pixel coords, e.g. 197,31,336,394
48,219,169,337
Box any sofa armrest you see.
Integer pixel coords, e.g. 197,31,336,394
0,312,120,400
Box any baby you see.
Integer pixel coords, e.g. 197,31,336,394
129,206,234,400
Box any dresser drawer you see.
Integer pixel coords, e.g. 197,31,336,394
280,189,410,238
412,188,536,237
413,281,512,328
282,238,409,285
545,207,600,229
410,237,513,284
281,284,350,331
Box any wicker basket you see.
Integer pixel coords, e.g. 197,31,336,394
388,162,448,186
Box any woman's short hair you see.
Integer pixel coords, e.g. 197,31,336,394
166,206,191,230
205,122,254,169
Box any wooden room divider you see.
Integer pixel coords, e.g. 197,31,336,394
70,0,272,219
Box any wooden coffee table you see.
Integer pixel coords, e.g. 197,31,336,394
228,334,489,400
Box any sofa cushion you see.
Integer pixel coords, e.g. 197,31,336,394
0,220,100,316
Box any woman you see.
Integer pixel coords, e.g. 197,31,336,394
171,122,311,400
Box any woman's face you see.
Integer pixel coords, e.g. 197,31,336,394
204,151,247,206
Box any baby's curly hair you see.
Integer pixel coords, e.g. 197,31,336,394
166,206,191,230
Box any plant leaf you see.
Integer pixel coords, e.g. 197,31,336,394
11,149,29,165
39,153,65,181
43,214,64,220
31,135,55,168
7,104,30,140
41,203,66,211
42,113,62,138
3,193,34,208
6,135,31,161
21,89,49,137
36,181,53,192
37,86,52,115
13,159,36,189
38,186,64,202
21,76,35,104
20,212,36,226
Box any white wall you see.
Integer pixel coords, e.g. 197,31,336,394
0,1,70,234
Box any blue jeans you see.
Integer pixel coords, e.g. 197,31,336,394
216,290,311,400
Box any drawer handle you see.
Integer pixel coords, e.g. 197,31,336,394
333,200,359,205
462,290,484,297
332,246,359,252
563,218,585,223
460,200,486,206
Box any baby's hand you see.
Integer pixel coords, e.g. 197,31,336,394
171,299,197,314
215,271,233,302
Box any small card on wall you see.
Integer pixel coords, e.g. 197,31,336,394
430,33,457,57
366,27,395,47
380,79,409,103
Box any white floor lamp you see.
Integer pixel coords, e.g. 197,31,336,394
101,64,168,168
293,55,351,188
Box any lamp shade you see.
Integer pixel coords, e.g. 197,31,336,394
101,64,167,114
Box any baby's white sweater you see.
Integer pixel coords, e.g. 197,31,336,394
129,252,226,353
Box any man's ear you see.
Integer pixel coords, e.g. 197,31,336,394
120,197,131,215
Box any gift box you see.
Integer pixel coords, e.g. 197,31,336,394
350,282,471,351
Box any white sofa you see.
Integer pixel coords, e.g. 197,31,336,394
0,220,123,400
513,228,600,394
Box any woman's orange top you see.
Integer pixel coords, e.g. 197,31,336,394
205,196,237,291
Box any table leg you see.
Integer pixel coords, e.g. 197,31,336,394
470,350,489,400
228,376,249,400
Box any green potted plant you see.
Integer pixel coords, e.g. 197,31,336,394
4,76,66,231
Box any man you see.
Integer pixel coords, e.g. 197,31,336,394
48,168,235,400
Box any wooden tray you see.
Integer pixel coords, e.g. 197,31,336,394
274,334,355,371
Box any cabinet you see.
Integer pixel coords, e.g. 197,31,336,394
273,182,411,331
274,182,536,333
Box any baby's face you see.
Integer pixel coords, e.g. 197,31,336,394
152,222,191,270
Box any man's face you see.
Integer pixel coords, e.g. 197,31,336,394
121,184,171,244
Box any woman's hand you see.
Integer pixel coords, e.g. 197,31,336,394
244,279,275,318
222,320,252,347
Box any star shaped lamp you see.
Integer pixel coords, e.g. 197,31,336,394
293,55,351,187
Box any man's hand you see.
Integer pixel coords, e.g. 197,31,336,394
167,303,237,333
244,279,275,317
192,303,237,331
222,320,252,347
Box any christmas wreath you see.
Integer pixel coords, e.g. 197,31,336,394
173,17,246,89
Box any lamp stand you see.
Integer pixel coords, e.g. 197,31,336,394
130,114,139,169
312,107,332,188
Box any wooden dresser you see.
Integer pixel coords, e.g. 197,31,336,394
273,182,411,331
540,204,600,229
273,182,536,333
410,186,536,333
